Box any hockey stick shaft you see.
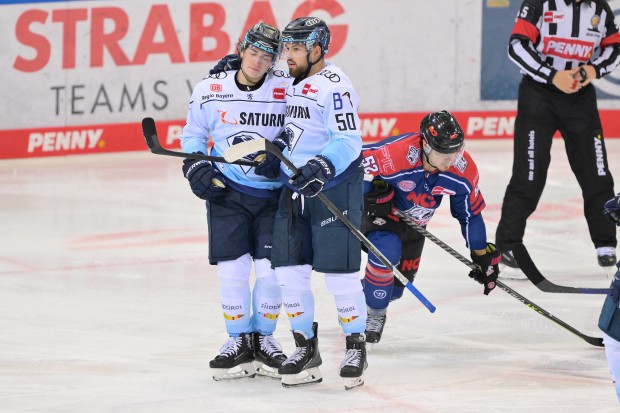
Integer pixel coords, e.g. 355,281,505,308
512,243,610,295
393,210,604,347
224,139,436,313
141,117,259,167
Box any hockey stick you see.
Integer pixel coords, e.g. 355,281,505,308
392,210,604,347
223,139,436,314
512,243,610,295
141,117,259,167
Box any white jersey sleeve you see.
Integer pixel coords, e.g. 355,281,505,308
284,62,362,176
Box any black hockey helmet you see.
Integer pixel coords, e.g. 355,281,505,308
282,17,331,54
238,22,282,59
420,110,465,154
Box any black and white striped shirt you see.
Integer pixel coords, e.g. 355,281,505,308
508,0,620,84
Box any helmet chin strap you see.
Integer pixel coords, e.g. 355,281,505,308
296,48,325,82
423,151,439,170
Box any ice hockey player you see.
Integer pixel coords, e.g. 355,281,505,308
179,23,291,381
360,111,500,346
256,17,367,390
599,192,620,402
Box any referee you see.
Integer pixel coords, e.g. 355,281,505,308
497,0,620,278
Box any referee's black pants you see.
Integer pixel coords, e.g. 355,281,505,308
496,76,616,251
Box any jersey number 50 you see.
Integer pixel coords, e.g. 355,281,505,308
336,113,357,131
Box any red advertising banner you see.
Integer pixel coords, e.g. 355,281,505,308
1,110,619,159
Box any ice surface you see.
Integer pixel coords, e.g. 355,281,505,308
1,139,619,412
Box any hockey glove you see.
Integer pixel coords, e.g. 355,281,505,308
209,54,241,75
289,155,335,198
610,264,620,303
604,193,620,226
364,180,395,218
254,131,288,179
182,154,227,200
469,243,501,295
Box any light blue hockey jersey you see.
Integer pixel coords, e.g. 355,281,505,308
180,69,292,193
280,62,362,179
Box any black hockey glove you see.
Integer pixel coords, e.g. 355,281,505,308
289,155,335,197
182,154,226,200
469,243,501,295
604,193,620,226
209,54,241,75
364,180,395,218
254,131,288,179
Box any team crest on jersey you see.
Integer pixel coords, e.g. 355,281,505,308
543,11,564,23
406,146,420,166
210,84,223,92
397,180,416,192
302,83,319,98
431,186,456,196
226,131,264,174
273,88,286,100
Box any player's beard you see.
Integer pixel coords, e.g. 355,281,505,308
288,60,309,79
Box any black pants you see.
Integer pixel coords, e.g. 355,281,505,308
496,77,616,250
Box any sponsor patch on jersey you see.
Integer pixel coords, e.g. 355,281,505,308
302,83,319,98
397,180,416,192
543,11,564,23
210,84,223,92
431,186,456,196
454,156,468,172
406,146,420,166
273,88,286,100
542,37,594,61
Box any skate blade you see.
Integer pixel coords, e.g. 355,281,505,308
281,367,322,387
253,360,281,380
212,362,257,381
498,264,528,280
366,342,375,352
343,375,365,391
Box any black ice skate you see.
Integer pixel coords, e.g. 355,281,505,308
252,333,287,379
365,310,387,350
209,333,256,381
279,322,322,387
498,250,527,280
340,333,368,391
597,247,617,267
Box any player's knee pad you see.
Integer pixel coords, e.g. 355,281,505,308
254,258,277,285
324,272,362,296
217,253,252,283
367,230,402,269
275,264,312,291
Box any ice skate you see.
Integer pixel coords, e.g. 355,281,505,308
279,322,323,387
340,333,368,390
209,333,256,381
252,333,288,379
498,250,527,280
365,309,386,351
597,247,617,267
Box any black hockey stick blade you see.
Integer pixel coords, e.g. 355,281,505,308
140,117,258,167
512,243,610,295
223,139,437,313
394,210,604,347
